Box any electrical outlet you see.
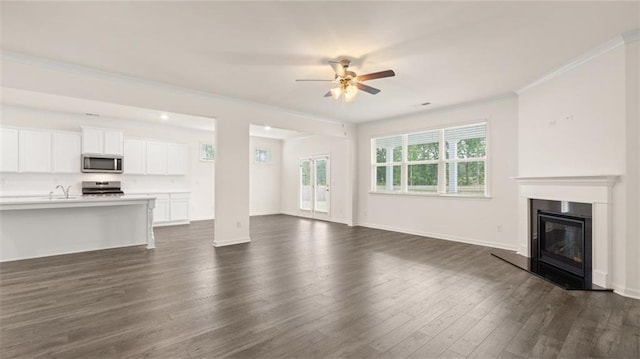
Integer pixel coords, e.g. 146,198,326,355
236,221,241,228
497,225,503,233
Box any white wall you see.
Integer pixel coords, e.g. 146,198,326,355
281,135,353,225
356,95,519,250
518,47,626,177
250,136,282,216
518,40,639,297
0,105,216,221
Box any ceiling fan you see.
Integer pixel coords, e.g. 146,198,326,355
296,59,395,102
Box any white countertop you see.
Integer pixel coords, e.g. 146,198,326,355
0,195,156,210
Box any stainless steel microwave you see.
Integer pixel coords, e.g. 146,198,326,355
81,154,123,173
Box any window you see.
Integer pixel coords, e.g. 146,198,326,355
373,135,402,192
371,122,487,197
200,143,215,161
255,148,271,163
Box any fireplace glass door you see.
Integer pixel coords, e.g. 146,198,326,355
538,212,586,277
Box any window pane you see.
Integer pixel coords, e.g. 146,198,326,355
255,149,271,163
300,160,312,210
445,123,486,159
315,159,327,186
407,131,439,161
376,165,401,191
407,164,438,192
301,161,311,186
445,161,485,195
374,136,402,163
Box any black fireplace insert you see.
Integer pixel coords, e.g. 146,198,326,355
537,211,591,278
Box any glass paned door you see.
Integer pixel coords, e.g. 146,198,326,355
299,155,330,218
299,159,312,211
314,157,329,213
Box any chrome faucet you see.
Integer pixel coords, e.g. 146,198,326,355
55,185,72,199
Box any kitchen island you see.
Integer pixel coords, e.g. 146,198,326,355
0,195,155,262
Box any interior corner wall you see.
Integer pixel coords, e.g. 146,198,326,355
356,95,519,250
250,136,282,216
518,42,638,297
281,135,353,225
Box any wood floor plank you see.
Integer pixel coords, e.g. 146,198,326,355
1,215,638,358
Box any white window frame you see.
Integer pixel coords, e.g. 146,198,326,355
370,121,489,198
199,142,215,162
370,135,403,192
255,147,271,164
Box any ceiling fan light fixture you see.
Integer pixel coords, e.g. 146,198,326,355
344,84,358,102
330,86,343,99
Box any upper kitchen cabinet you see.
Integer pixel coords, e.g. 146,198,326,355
167,143,187,175
145,141,167,175
123,138,146,175
19,129,52,173
0,128,19,172
82,127,123,155
52,132,81,173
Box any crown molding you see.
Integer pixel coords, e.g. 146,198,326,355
0,50,344,127
516,29,639,95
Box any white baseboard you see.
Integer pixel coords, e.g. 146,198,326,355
213,236,251,247
516,246,528,257
250,211,281,217
612,283,640,300
592,270,609,289
153,220,190,227
280,211,352,226
357,222,517,251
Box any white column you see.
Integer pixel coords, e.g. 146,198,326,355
213,118,251,247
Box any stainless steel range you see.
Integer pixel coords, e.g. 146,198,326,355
82,181,124,196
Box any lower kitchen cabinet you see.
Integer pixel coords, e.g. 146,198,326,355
152,194,170,223
148,192,189,226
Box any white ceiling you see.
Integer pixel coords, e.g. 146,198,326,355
1,87,217,132
1,1,638,123
1,87,306,140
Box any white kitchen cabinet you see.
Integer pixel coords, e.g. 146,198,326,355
0,128,19,172
123,138,146,174
144,192,190,226
167,143,187,175
52,132,81,173
152,194,170,223
145,141,167,175
82,127,123,155
81,127,104,154
104,130,123,156
19,130,52,173
169,193,190,221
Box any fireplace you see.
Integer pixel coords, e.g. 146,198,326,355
527,199,594,288
537,211,592,278
511,175,618,291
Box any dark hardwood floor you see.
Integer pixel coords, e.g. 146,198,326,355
1,214,638,358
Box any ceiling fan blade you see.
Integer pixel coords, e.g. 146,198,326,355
324,91,332,97
296,79,334,82
329,61,346,77
356,83,381,95
357,70,396,82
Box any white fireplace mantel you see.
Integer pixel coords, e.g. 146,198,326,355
514,175,620,288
